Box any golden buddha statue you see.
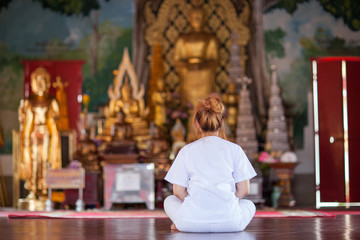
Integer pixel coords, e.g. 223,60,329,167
52,76,69,131
223,81,239,138
74,129,99,171
113,111,132,141
152,78,167,128
18,66,61,206
169,119,186,160
102,48,151,150
174,6,219,140
145,126,169,159
114,77,145,123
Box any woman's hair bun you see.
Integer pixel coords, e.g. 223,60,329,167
192,94,227,138
203,95,224,114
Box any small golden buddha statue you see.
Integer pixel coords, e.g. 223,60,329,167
145,126,169,159
152,78,167,128
223,82,239,138
52,76,69,131
18,66,61,202
74,129,99,171
174,6,219,141
112,111,132,141
169,119,186,160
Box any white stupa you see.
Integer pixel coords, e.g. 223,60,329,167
265,65,290,152
235,76,258,161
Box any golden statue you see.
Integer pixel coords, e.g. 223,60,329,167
145,126,169,159
74,129,99,171
223,81,239,138
74,112,99,171
113,77,145,123
174,6,219,140
147,40,165,122
112,111,132,141
152,78,167,128
18,66,61,206
52,76,69,131
169,118,186,160
103,48,151,149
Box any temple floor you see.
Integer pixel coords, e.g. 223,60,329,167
1,210,360,239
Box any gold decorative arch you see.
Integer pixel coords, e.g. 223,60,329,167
144,0,250,92
108,48,145,102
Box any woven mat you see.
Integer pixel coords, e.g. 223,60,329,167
0,209,336,219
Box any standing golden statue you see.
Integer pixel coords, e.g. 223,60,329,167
18,66,61,209
147,40,165,122
52,76,69,131
152,78,167,128
174,6,219,140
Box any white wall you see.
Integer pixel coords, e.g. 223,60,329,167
295,92,315,174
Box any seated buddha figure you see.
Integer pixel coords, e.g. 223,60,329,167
113,111,132,141
114,77,144,124
74,129,99,171
174,6,219,141
145,126,169,159
103,77,146,138
110,77,150,150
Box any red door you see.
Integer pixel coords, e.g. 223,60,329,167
313,57,360,205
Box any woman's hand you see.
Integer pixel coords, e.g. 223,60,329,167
173,184,188,202
235,180,250,199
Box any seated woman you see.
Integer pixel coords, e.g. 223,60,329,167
164,95,256,232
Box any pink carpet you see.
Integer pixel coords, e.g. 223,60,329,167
0,209,336,219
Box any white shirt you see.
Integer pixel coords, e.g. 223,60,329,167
165,136,257,224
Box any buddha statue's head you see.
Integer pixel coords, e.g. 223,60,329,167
30,66,51,97
121,77,132,101
188,7,206,31
156,78,165,91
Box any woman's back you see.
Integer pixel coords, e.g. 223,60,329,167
166,136,256,223
164,95,256,232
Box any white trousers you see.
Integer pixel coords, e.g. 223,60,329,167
164,195,256,233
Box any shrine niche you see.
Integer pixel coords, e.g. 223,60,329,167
144,0,251,92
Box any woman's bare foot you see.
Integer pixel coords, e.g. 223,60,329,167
171,223,179,232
